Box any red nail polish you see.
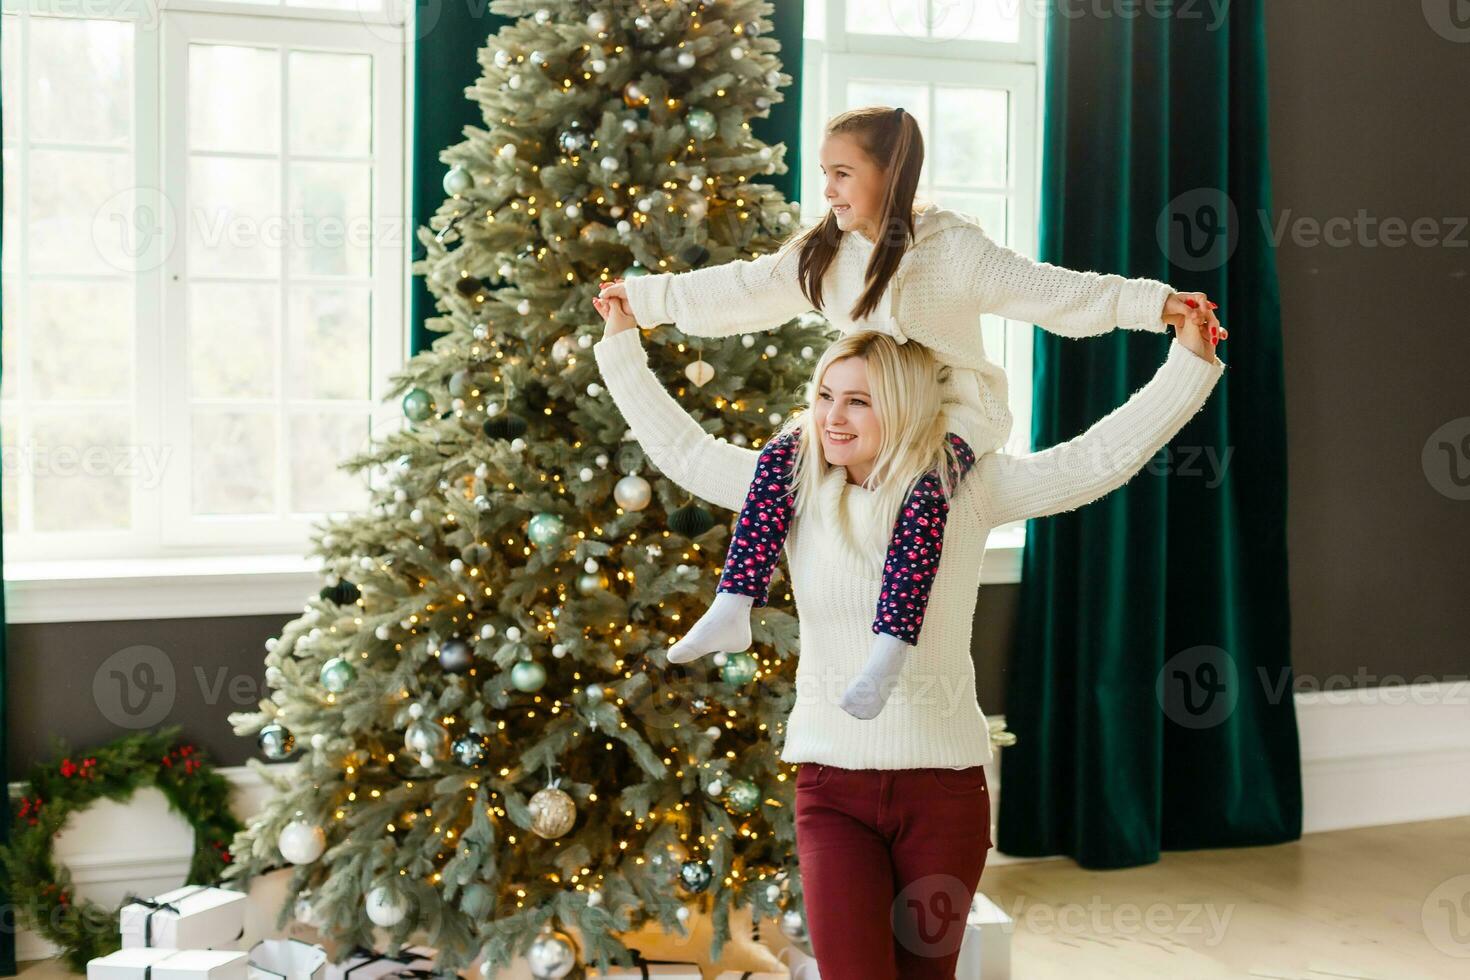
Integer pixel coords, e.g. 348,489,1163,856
1207,301,1218,309
1184,298,1198,308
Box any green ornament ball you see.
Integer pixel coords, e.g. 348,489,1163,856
720,651,758,687
622,262,651,278
724,778,761,814
483,413,528,440
442,165,473,197
319,656,357,694
511,660,547,693
527,512,566,548
402,388,434,422
686,108,718,141
669,503,716,538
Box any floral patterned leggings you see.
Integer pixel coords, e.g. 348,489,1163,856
716,427,978,643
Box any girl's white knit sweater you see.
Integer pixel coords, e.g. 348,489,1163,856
619,203,1179,456
593,327,1226,770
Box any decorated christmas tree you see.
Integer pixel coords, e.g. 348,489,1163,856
226,0,835,973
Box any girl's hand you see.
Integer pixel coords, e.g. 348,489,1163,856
1163,291,1226,344
593,293,638,338
597,279,637,323
1172,297,1221,363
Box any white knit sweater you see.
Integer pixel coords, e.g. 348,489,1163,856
620,203,1179,456
593,327,1226,770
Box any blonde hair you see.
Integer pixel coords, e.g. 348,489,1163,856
768,331,962,552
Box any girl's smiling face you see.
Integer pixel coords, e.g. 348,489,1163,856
820,132,886,243
813,355,882,484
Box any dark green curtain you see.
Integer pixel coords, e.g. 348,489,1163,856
997,0,1300,868
1,59,13,979
409,3,803,355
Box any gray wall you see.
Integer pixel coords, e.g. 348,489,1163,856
7,2,1468,773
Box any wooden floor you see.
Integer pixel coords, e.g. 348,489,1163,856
14,816,1469,979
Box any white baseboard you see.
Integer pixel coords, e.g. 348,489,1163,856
9,683,1467,961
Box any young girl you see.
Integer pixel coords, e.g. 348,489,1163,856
589,289,1224,974
599,105,1226,700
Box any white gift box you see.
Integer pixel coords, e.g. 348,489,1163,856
248,939,328,980
325,945,438,980
955,891,1013,979
90,947,248,980
589,954,701,979
711,972,787,979
121,885,248,950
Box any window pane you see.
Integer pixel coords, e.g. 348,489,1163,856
287,287,371,399
2,281,18,401
938,192,1006,242
287,0,373,10
288,412,369,512
288,161,371,278
188,156,281,278
29,281,133,401
28,148,133,275
2,149,17,273
846,0,925,40
2,16,18,145
1,411,17,533
190,283,277,399
192,411,275,514
845,81,929,185
288,51,372,156
804,0,825,40
955,0,1021,43
934,86,1007,189
31,413,132,531
189,44,280,154
29,17,131,146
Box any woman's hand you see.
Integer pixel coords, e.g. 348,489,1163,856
1163,291,1226,344
593,292,639,339
1172,298,1222,363
597,279,637,323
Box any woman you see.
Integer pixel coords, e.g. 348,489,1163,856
599,105,1227,697
590,290,1226,978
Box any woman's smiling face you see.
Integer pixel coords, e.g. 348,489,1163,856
820,132,886,243
813,355,882,483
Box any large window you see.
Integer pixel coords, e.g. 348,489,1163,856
801,0,1044,478
1,0,406,581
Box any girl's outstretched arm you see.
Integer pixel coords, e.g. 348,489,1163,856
975,334,1226,527
606,239,814,337
592,329,760,513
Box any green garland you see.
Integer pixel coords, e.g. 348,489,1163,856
0,726,243,973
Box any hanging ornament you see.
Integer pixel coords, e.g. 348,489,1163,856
402,388,434,422
483,413,528,440
621,81,647,108
319,579,360,606
527,512,566,547
526,928,578,979
448,369,474,398
622,261,650,279
404,719,450,761
719,651,759,687
614,474,652,511
676,50,696,70
724,778,761,814
277,818,326,864
452,732,489,768
438,638,474,674
780,908,809,944
511,659,548,692
557,123,589,155
257,723,296,760
576,572,606,595
677,242,710,266
528,782,578,838
442,165,473,197
364,885,408,927
319,657,357,694
587,10,610,33
685,358,715,387
679,859,714,893
551,335,578,363
686,108,718,141
669,502,716,537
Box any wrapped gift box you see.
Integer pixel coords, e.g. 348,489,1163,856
587,950,700,978
955,891,1013,980
91,948,248,980
325,945,439,980
249,939,328,980
121,885,248,950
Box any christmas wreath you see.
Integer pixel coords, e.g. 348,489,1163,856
0,726,242,973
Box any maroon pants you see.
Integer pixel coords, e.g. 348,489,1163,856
794,763,993,980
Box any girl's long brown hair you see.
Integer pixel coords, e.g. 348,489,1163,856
789,106,925,322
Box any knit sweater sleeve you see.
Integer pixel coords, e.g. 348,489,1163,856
954,224,1176,335
975,338,1226,526
619,241,814,337
592,329,760,513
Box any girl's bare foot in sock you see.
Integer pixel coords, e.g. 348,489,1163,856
668,591,755,664
839,632,912,719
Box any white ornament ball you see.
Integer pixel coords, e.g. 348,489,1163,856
584,558,599,573
741,334,755,348
770,412,782,425
408,703,424,719
614,474,653,511
410,508,424,523
494,49,511,69
533,8,550,24
621,118,638,133
677,51,696,69
480,623,496,639
580,467,594,481
586,382,603,397
731,45,745,60
708,779,724,796
588,889,603,907
617,220,632,235
510,437,526,452
506,626,523,642
517,299,531,315
588,11,609,32
601,156,619,171
278,820,326,864
508,75,522,90
765,344,778,356
802,346,814,358
365,885,408,927
591,59,607,73
311,733,327,750
499,143,517,160
579,334,592,348
596,454,609,467
564,203,581,219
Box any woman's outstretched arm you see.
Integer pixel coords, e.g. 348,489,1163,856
605,239,814,338
975,333,1226,527
953,224,1223,340
592,326,760,514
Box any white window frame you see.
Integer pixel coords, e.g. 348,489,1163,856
3,0,412,622
801,0,1049,583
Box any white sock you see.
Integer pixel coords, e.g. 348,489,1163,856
668,591,755,664
839,632,913,720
